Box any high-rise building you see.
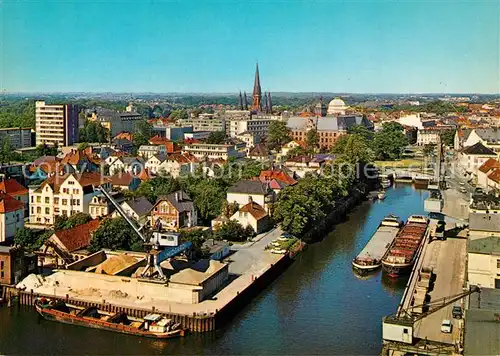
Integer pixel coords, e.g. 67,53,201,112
35,100,79,146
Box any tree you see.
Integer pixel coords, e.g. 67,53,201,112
79,121,109,143
267,121,291,150
77,142,89,151
423,144,436,156
135,176,181,202
54,212,92,230
440,130,456,147
333,134,374,164
305,129,319,153
372,122,408,160
14,228,50,252
88,217,143,253
348,124,373,141
169,109,188,121
180,229,208,259
133,120,153,147
213,220,255,242
206,131,226,144
182,179,226,223
36,143,58,157
0,137,12,163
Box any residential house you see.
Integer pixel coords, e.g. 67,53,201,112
150,190,198,231
235,131,260,149
248,143,271,161
280,140,306,158
0,192,25,243
145,154,167,174
138,145,167,160
459,142,498,178
477,159,500,191
29,172,111,226
467,236,500,289
230,200,271,234
149,135,178,153
202,239,230,261
89,191,125,219
259,168,297,194
111,138,134,154
0,177,29,214
109,172,142,191
108,156,144,175
0,246,37,285
60,149,100,173
226,180,274,209
284,154,335,178
113,197,152,225
158,153,198,178
455,127,500,152
40,219,101,268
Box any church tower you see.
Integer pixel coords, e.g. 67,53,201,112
251,63,262,112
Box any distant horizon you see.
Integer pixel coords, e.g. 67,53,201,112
2,1,498,94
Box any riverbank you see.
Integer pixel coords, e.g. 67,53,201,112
0,185,428,355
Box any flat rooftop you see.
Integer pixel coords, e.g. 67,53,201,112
468,236,500,255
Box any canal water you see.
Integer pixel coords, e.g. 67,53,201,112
0,185,428,355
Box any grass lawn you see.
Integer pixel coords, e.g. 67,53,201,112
375,158,424,169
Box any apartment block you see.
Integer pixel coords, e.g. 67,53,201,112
36,100,79,146
0,128,33,149
183,143,242,160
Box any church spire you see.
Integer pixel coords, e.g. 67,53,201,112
251,63,262,112
268,92,272,113
263,91,269,113
238,91,243,110
243,92,248,110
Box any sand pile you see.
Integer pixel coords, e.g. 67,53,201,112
109,290,128,298
16,274,45,290
94,255,138,275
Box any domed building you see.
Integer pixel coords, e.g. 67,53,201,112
327,97,348,115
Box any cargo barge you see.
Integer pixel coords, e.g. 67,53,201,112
381,215,429,277
352,215,402,273
35,298,186,339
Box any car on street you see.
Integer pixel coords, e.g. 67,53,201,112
452,306,463,319
441,319,452,333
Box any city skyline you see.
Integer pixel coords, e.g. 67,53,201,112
1,0,499,94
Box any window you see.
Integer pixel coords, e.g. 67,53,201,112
91,207,94,214
68,181,74,185
62,210,67,216
31,196,34,203
36,196,41,203
45,207,50,214
497,260,500,269
31,207,34,214
45,197,50,204
36,207,41,213
73,189,79,194
76,199,80,206
1,271,3,279
62,199,67,205
54,197,59,204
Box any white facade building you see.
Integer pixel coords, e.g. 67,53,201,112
36,100,79,146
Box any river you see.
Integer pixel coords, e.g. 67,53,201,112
0,185,428,355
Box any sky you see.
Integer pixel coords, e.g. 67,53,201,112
1,0,499,94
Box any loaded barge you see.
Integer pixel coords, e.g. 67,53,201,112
35,298,185,339
352,215,402,273
381,215,429,277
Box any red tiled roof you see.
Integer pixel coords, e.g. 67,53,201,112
479,158,500,174
259,169,297,186
0,178,28,196
109,172,136,186
488,169,500,184
53,219,100,252
39,172,109,193
114,132,133,141
138,168,154,181
0,192,24,213
238,202,268,221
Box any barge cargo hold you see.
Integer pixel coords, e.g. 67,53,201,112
352,215,402,273
35,298,186,339
381,215,429,278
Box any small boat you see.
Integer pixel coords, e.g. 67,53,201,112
378,191,386,200
380,177,391,189
35,298,186,339
352,215,403,273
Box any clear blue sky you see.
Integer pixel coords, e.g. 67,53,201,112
1,0,499,93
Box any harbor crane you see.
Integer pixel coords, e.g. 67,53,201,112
96,186,192,280
382,286,480,345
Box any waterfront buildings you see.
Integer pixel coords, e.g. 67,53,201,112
226,180,274,208
0,192,25,243
230,200,271,234
0,246,37,285
467,236,500,288
28,172,111,226
35,100,79,146
0,127,33,149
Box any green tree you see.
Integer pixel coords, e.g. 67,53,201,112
348,124,373,141
423,144,436,156
213,220,255,242
14,228,50,252
267,121,291,150
305,129,319,153
36,143,58,156
372,122,408,160
77,142,89,151
169,109,188,120
206,131,226,144
88,217,144,253
440,130,456,147
333,134,374,164
182,179,226,223
133,120,153,147
0,137,12,163
79,121,109,143
180,229,208,259
135,176,181,202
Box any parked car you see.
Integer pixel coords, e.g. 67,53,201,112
452,306,463,319
441,319,452,333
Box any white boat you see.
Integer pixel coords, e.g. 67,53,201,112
378,192,386,200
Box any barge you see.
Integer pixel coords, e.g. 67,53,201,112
352,215,402,273
381,215,429,277
35,298,186,339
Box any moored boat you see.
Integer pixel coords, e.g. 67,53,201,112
378,191,386,200
414,177,430,189
381,215,429,277
35,298,186,339
352,215,403,273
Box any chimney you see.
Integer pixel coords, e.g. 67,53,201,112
248,196,253,204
